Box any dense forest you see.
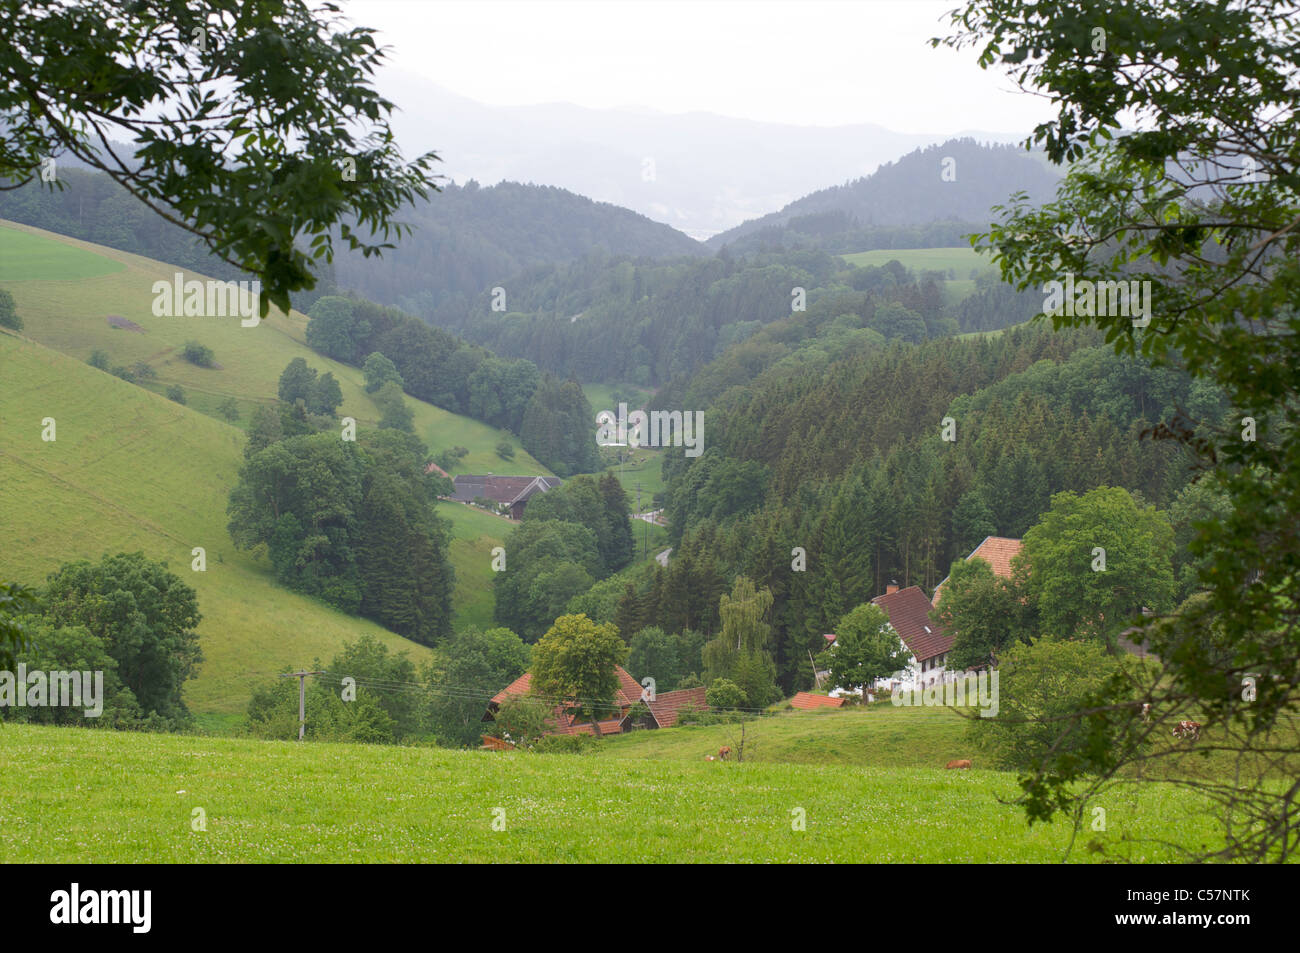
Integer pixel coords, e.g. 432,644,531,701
435,249,1038,385
301,294,598,475
330,180,706,317
588,321,1227,692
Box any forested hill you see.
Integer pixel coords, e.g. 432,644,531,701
706,139,1062,252
441,248,1039,386
0,172,705,318
619,322,1225,693
331,180,706,317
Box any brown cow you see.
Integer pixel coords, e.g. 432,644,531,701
946,759,972,769
1172,720,1201,741
718,746,731,761
704,755,715,762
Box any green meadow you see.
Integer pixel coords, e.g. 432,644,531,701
0,221,549,476
437,501,512,631
0,332,435,714
839,246,994,306
0,722,1228,863
0,225,125,281
597,703,969,767
0,222,562,717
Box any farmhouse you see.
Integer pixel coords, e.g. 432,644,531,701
931,535,1023,606
820,583,956,696
445,474,562,520
483,666,708,737
872,583,954,690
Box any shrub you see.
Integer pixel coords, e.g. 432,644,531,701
706,677,748,710
0,288,22,330
218,397,240,422
495,440,515,460
166,384,186,404
534,734,595,754
88,349,110,370
182,341,215,368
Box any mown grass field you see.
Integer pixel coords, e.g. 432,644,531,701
0,332,435,715
598,703,969,767
839,246,994,306
0,225,125,281
0,220,549,476
437,501,512,631
0,722,1230,862
582,382,654,415
595,445,667,500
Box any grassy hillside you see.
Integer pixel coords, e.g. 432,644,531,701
596,704,970,768
0,723,1226,862
0,332,437,717
839,246,993,305
0,220,594,717
0,221,550,476
437,501,512,631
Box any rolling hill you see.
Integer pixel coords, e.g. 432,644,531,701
0,221,548,720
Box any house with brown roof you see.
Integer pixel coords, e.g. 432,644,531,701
931,536,1023,606
482,665,708,738
872,582,955,691
448,474,562,520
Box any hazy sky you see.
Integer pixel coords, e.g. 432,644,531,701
342,0,1054,134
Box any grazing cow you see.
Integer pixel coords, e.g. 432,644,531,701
1172,720,1201,741
946,759,972,769
718,746,731,761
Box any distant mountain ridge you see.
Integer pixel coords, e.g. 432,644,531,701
377,71,1031,240
708,139,1062,251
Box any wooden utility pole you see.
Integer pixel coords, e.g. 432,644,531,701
279,670,324,741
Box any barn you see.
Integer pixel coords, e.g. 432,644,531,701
483,665,708,738
444,474,563,520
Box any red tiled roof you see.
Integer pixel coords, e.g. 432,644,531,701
490,671,534,705
486,665,664,736
425,461,452,480
790,691,844,710
872,585,952,662
932,536,1023,606
648,686,708,728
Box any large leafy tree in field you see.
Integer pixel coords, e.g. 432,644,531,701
933,556,1031,671
41,552,203,723
529,614,628,734
702,576,780,708
937,0,1300,859
818,602,910,696
1018,487,1176,650
0,0,440,315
